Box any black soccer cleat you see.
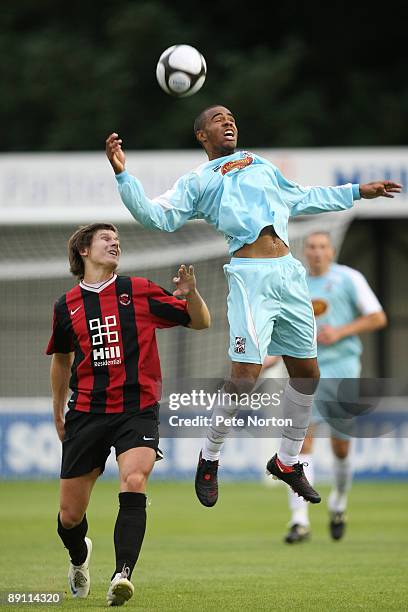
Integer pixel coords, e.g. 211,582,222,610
329,511,346,540
284,524,311,544
265,453,321,504
195,451,219,507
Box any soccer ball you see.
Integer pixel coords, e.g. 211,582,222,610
156,45,207,98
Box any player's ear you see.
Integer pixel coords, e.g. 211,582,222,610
195,129,207,145
79,247,89,258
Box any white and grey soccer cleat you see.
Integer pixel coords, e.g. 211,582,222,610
106,567,134,607
68,537,92,598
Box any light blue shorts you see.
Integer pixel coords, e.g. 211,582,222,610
223,254,317,364
312,356,362,439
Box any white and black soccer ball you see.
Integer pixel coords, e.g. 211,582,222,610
156,44,207,98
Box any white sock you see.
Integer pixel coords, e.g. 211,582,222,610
201,394,239,461
328,455,352,513
288,454,313,527
278,382,314,465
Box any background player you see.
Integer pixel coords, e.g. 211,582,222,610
105,105,400,509
47,223,210,606
284,231,387,543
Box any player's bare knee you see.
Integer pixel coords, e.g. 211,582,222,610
331,438,349,459
227,362,262,398
302,360,320,381
334,447,349,460
283,357,320,393
122,470,148,492
59,508,84,529
289,376,319,395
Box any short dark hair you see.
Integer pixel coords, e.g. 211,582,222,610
304,231,332,245
193,105,225,134
68,223,118,279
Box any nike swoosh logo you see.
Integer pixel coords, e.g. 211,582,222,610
70,306,81,315
69,580,78,595
275,457,294,473
143,436,155,441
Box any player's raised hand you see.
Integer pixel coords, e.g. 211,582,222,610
173,265,197,298
360,180,402,199
106,132,126,174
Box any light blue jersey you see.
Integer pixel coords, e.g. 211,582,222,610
307,263,382,366
115,150,360,254
308,264,382,437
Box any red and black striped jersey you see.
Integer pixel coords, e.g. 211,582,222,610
46,274,190,414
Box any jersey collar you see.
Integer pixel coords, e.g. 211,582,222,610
80,274,117,293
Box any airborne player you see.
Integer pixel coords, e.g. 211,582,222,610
106,105,400,509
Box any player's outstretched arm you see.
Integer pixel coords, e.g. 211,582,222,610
276,166,403,217
51,352,74,442
359,181,402,199
173,265,211,330
106,132,197,232
106,133,126,174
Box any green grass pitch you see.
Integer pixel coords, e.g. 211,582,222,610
0,480,407,611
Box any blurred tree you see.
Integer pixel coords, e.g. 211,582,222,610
0,0,407,151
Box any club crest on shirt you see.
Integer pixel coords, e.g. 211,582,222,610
119,293,131,306
221,155,253,175
311,298,328,317
234,336,246,354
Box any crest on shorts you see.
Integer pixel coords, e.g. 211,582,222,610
312,298,328,317
221,155,253,175
234,336,246,354
119,293,131,306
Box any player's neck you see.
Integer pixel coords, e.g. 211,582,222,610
309,264,331,277
207,147,236,161
83,265,116,284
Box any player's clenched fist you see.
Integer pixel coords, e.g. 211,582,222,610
106,133,126,175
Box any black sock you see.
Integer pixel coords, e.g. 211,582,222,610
112,492,147,580
57,513,88,566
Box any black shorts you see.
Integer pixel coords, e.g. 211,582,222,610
61,406,162,479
